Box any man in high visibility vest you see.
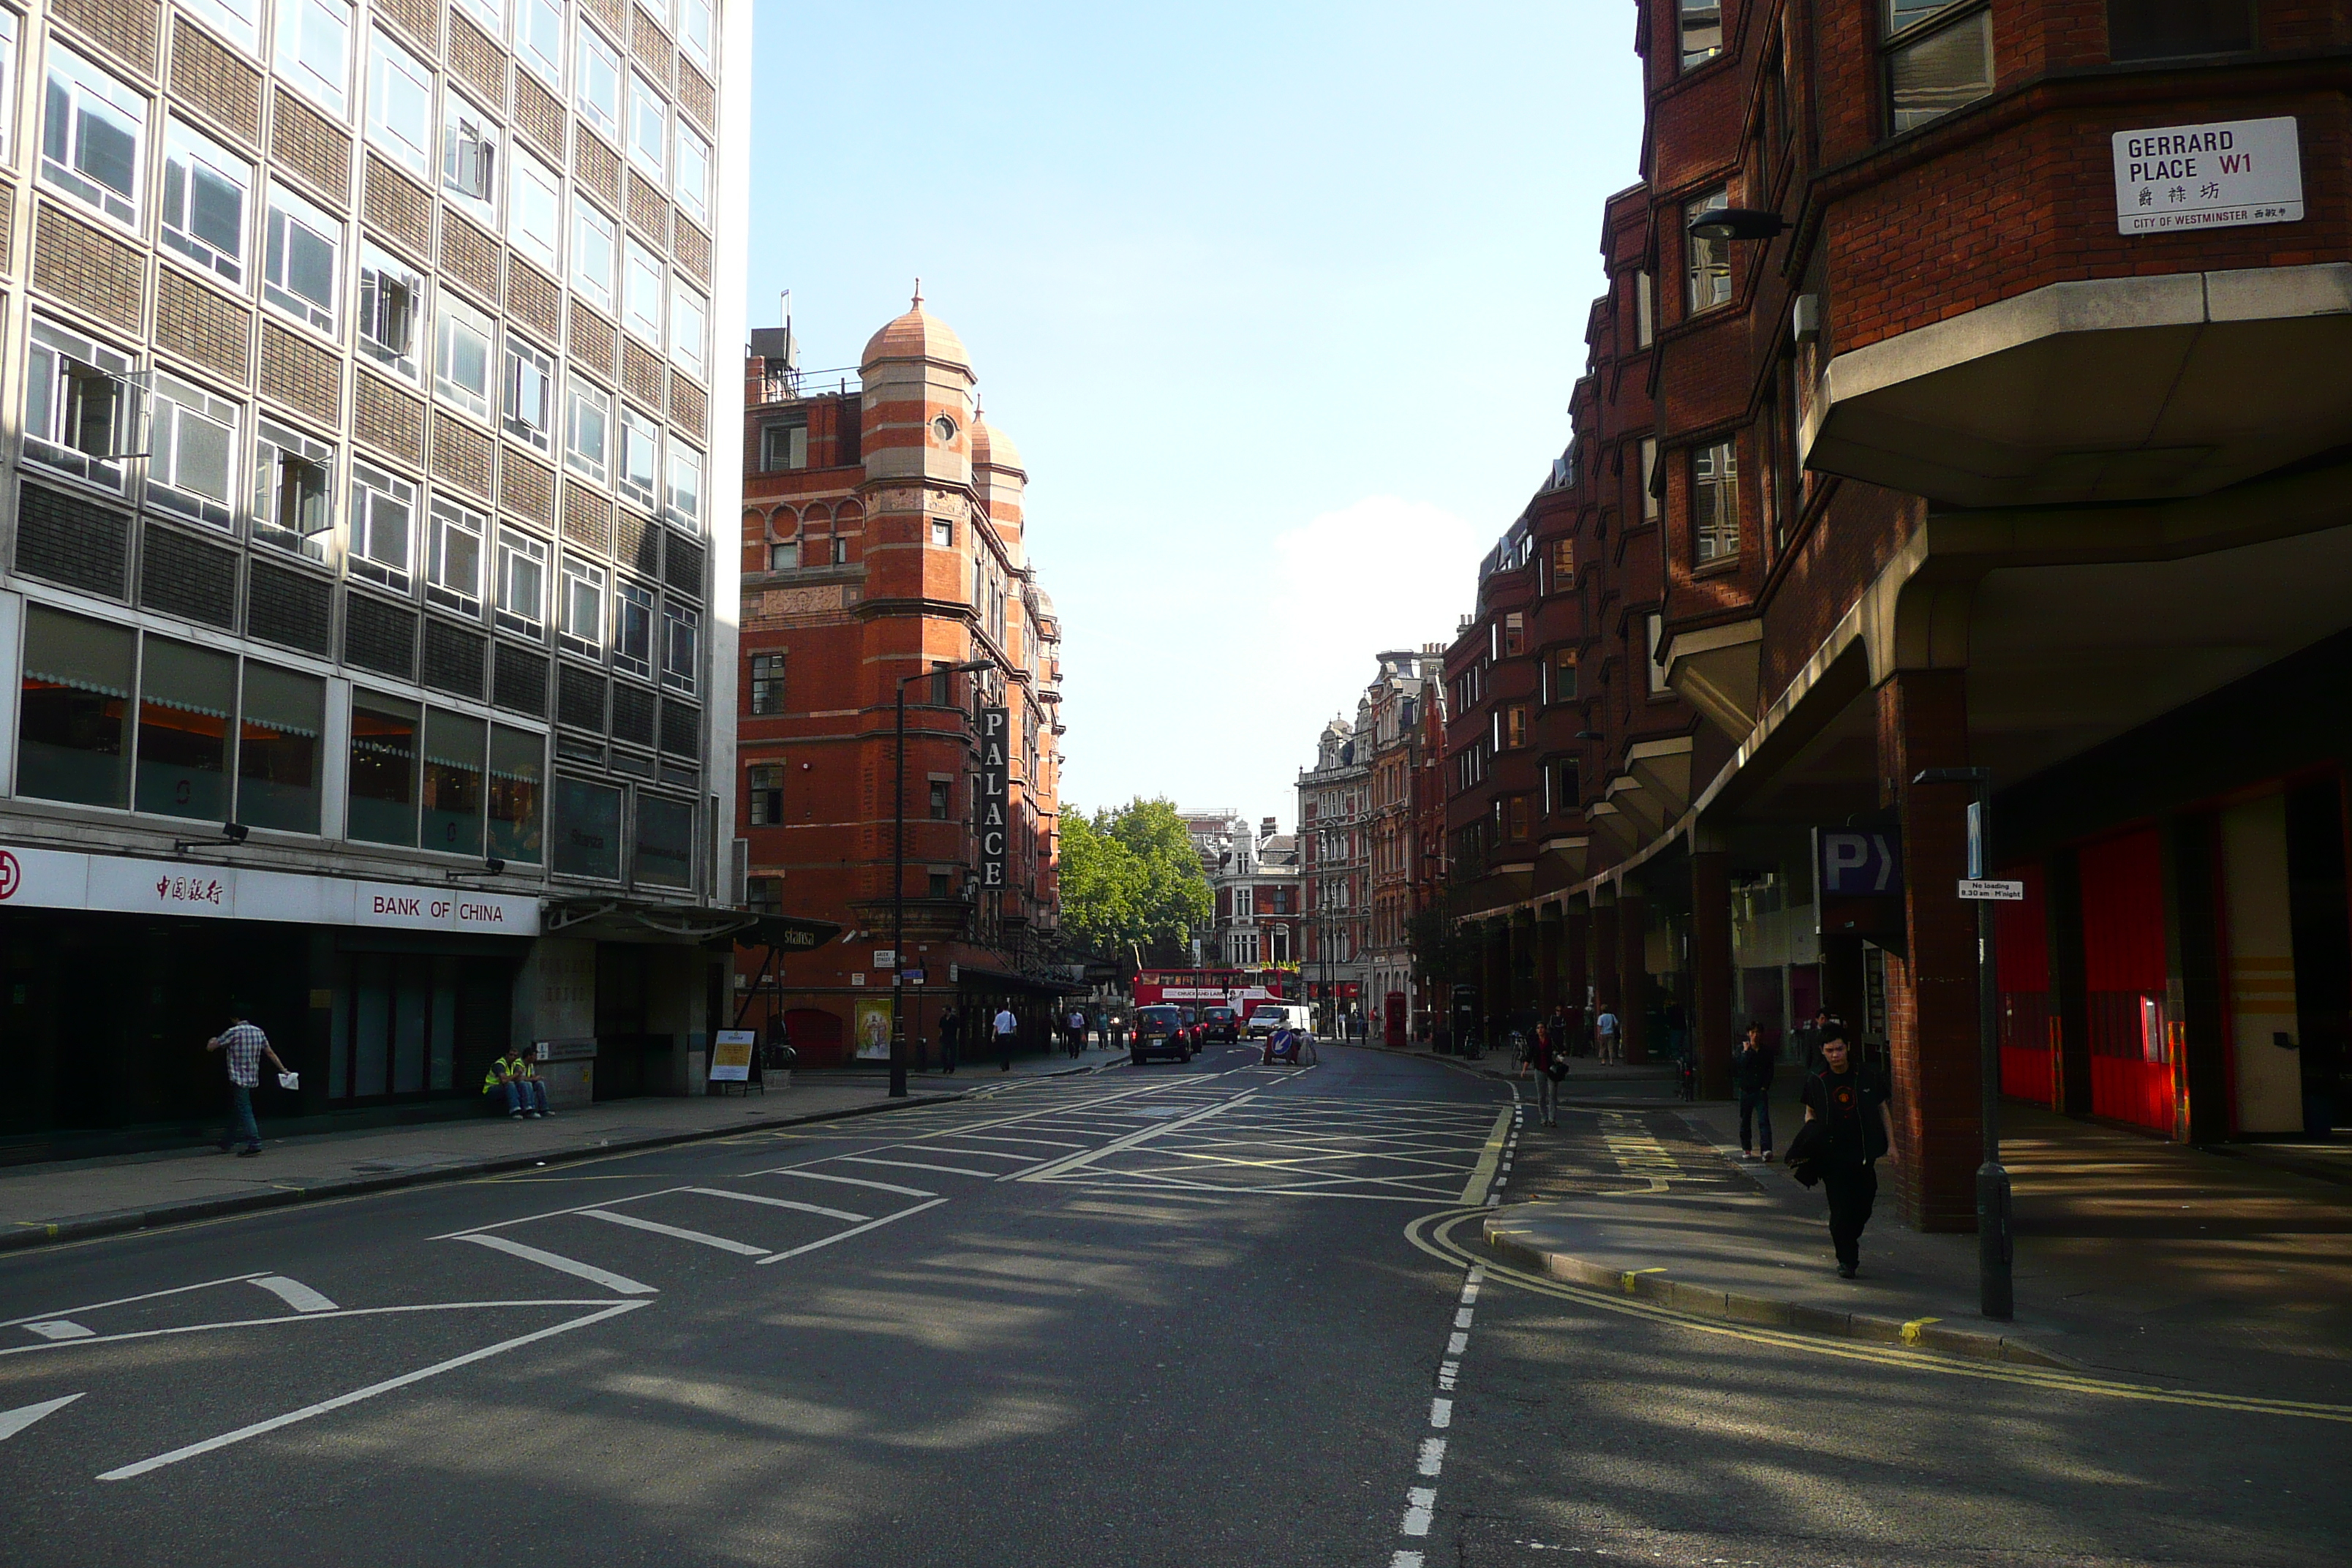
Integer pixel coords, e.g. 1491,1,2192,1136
483,1052,551,1118
510,1049,553,1117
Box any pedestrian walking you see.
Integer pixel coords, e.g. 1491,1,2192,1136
1594,1006,1621,1064
1733,1023,1775,1161
1798,1028,1896,1278
207,1008,288,1156
938,1007,962,1074
994,1003,1019,1071
1531,1019,1564,1128
1067,1007,1088,1057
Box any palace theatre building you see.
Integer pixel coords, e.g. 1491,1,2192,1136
0,0,758,1150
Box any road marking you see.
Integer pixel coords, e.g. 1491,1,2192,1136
1447,1332,1468,1355
1429,1397,1453,1429
0,1300,638,1363
459,1234,659,1294
431,1185,696,1240
248,1275,338,1313
757,1197,949,1265
905,1145,1035,1162
1007,1091,1259,1182
1902,1316,1942,1346
96,1302,648,1481
0,1393,83,1441
1417,1436,1447,1476
683,1187,869,1223
1392,1554,1425,1568
1458,1107,1515,1204
0,1273,271,1330
1402,1486,1436,1535
1407,1210,2352,1425
578,1209,768,1256
758,1169,936,1198
1454,1308,1473,1329
23,1320,94,1341
837,1156,1002,1179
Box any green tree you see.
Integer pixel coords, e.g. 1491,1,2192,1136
1055,798,1212,966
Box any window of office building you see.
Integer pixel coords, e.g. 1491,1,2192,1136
357,241,424,381
488,725,545,864
559,556,606,655
496,527,547,636
183,0,260,51
617,404,659,510
364,29,432,177
350,690,421,845
421,709,487,856
434,293,497,421
674,124,710,225
1693,440,1740,563
627,70,665,176
761,415,807,472
551,775,622,880
264,182,341,333
747,764,783,825
42,44,146,227
159,121,250,283
517,0,563,88
1685,189,1731,314
565,377,609,483
666,443,703,531
661,605,698,695
1680,0,1723,69
503,335,555,453
276,0,353,118
426,498,487,616
635,794,695,889
571,200,616,310
239,661,325,834
350,461,416,590
748,653,785,715
442,95,500,223
669,281,707,378
146,374,238,529
613,579,655,677
508,146,562,272
575,25,621,138
131,637,237,821
253,421,333,559
17,607,135,808
1885,2,1994,134
26,320,135,491
622,240,663,345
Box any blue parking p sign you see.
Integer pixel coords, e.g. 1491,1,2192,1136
1816,829,1902,897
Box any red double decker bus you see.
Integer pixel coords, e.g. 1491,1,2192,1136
1130,968,1295,1017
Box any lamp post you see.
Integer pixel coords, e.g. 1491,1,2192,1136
1914,764,2013,1321
893,657,993,1098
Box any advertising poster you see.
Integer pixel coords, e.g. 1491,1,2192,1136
853,999,894,1060
709,1030,756,1082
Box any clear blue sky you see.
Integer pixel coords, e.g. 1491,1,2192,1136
745,1,1644,829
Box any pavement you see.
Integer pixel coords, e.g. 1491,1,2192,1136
0,1041,1138,1254
1485,1082,2352,1397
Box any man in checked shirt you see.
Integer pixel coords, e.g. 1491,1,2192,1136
207,1006,290,1158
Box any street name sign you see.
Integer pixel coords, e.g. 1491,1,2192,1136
1957,879,2026,902
2112,116,2301,234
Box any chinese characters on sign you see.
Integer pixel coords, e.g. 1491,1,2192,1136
154,875,227,906
979,706,1010,890
2111,116,2302,235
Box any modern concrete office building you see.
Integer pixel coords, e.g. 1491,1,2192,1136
0,0,750,1144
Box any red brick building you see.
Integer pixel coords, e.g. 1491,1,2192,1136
736,295,1068,1065
1444,1,2352,1228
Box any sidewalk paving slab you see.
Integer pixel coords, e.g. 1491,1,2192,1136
1484,1088,2352,1401
0,1044,1134,1256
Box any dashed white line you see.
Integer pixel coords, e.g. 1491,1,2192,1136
1455,1307,1474,1329
1429,1397,1453,1429
1447,1332,1469,1355
1402,1487,1437,1535
1417,1436,1447,1476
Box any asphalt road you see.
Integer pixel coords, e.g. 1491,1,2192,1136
1,1045,2344,1567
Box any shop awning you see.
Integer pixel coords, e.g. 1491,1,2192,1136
954,964,1088,998
544,898,837,947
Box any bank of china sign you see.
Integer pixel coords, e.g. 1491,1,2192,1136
2112,116,2301,235
0,845,540,935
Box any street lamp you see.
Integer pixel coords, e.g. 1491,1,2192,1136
1686,206,1787,242
1914,764,2013,1321
893,657,994,1099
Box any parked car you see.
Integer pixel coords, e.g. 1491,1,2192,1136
1130,1005,1197,1065
1200,1005,1241,1044
1246,1003,1313,1040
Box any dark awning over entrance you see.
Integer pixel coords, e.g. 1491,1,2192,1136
545,898,840,949
957,964,1088,998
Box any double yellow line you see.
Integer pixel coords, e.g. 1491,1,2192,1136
1404,1210,2352,1425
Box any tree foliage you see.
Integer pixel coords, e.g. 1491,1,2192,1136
1058,798,1213,966
1405,905,1481,988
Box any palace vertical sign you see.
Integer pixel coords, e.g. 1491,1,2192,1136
979,706,1010,890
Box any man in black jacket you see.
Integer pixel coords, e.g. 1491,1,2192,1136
1732,1023,1776,1161
1801,1027,1897,1278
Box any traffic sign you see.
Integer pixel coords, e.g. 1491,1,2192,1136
1957,879,2025,901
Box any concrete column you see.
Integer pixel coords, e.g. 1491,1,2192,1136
1877,668,1980,1232
1534,906,1563,1015
1591,892,1621,1054
1564,898,1591,1049
1692,849,1734,1099
1619,891,1650,1066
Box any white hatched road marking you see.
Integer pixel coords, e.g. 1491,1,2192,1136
23,1321,94,1341
835,1156,1002,1179
758,1198,949,1265
96,1302,649,1481
682,1187,869,1223
0,1394,83,1443
459,1234,658,1294
0,1273,271,1330
757,1169,935,1198
577,1209,769,1256
248,1275,338,1313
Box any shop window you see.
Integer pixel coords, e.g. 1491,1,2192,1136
18,606,134,808
132,636,236,821
1680,0,1723,69
422,709,487,856
364,29,432,177
1884,2,1994,135
238,662,325,834
1694,440,1740,563
1685,189,1730,314
552,775,623,880
254,421,333,559
747,764,783,825
349,691,421,845
160,121,251,284
488,725,545,864
748,653,785,715
42,44,146,227
635,794,696,888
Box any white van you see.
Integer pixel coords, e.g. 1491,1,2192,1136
1245,1003,1312,1039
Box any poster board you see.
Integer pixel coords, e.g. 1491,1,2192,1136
709,1030,755,1082
853,999,893,1060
